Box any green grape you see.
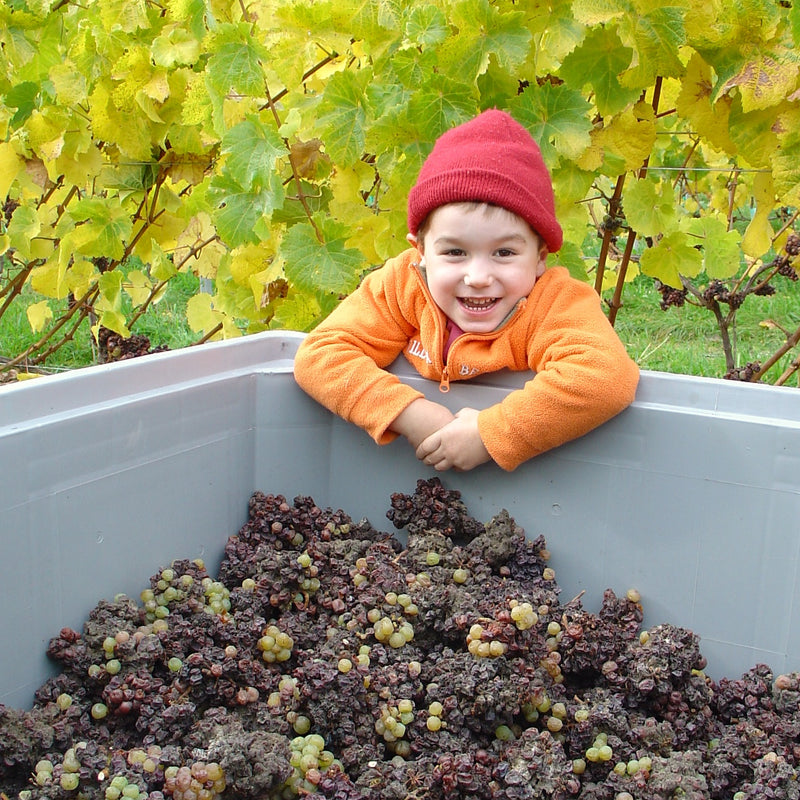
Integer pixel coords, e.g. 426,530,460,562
60,773,80,791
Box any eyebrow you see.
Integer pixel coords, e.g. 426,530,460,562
432,233,528,247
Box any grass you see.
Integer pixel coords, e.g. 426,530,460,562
0,269,200,374
609,274,800,385
2,266,799,385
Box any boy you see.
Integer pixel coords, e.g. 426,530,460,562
293,109,639,472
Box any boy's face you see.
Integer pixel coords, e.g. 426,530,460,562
408,203,547,334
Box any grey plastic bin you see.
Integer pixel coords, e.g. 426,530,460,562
2,331,799,708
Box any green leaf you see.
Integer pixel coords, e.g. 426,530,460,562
152,26,202,69
511,82,593,166
406,76,477,141
7,205,41,259
221,117,287,191
681,216,742,279
209,171,286,248
207,26,266,97
270,287,323,333
68,198,132,260
436,0,532,82
403,4,448,47
558,26,641,117
623,177,677,238
551,240,590,282
640,231,703,286
281,215,365,295
619,2,688,85
772,126,800,207
4,80,39,127
315,69,370,165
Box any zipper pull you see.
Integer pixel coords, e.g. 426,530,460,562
439,365,450,393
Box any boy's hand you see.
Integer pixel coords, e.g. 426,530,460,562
390,398,455,450
416,408,491,472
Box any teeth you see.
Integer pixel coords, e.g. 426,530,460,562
462,298,495,309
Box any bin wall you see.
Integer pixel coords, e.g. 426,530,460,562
2,331,799,707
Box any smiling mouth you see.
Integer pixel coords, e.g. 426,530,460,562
459,297,497,311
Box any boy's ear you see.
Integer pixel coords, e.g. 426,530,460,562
536,246,548,277
406,233,421,252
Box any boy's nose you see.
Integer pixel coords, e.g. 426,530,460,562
463,258,493,287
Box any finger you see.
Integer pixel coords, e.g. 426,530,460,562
415,434,439,461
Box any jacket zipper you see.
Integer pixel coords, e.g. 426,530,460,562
410,261,526,394
440,366,450,393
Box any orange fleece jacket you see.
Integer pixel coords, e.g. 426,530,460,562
293,249,639,471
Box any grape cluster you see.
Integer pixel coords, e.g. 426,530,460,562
656,281,688,309
724,362,762,381
702,279,745,309
2,477,800,800
97,327,169,363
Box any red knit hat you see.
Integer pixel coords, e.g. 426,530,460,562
407,109,563,252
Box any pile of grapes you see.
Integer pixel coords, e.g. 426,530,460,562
2,478,799,800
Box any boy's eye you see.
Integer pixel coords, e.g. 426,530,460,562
496,248,516,257
442,248,465,257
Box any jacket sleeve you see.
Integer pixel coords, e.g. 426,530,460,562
477,270,639,471
293,258,426,444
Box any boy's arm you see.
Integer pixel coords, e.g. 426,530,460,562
478,271,639,471
390,398,456,451
294,254,451,447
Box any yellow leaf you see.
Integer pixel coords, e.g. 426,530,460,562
66,259,98,299
124,269,153,306
676,54,736,154
344,210,391,265
330,162,374,206
93,310,130,339
49,62,88,105
30,254,70,299
56,143,104,188
0,142,23,200
175,214,226,278
186,292,224,334
146,239,178,282
594,106,657,173
0,234,9,256
742,172,776,258
229,244,274,286
723,54,800,113
26,300,53,333
25,110,65,160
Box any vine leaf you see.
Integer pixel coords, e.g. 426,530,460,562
437,0,531,82
742,172,776,259
281,214,365,295
723,52,800,113
621,177,677,239
558,25,640,117
681,216,742,279
675,53,736,153
640,231,703,287
511,82,593,165
315,69,371,166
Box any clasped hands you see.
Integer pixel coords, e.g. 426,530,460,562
390,397,491,472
